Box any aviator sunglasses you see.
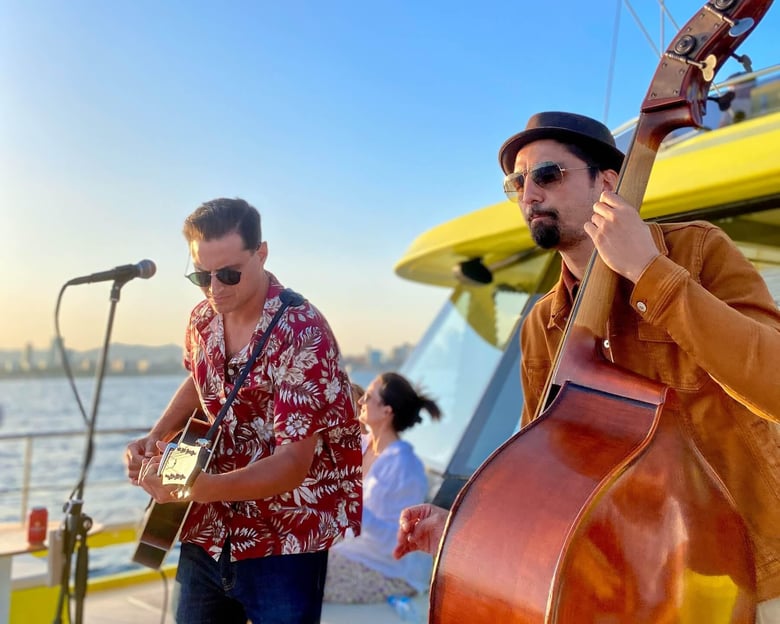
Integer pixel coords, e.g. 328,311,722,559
185,267,242,288
503,161,594,203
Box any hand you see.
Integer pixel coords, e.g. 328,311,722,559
393,503,449,559
584,191,660,283
137,441,190,504
125,434,162,485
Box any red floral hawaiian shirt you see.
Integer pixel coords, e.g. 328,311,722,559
180,273,362,561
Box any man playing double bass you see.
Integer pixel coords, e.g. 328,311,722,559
394,112,780,622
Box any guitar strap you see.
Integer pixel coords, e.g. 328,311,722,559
203,287,305,442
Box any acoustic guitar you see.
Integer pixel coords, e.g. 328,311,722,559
132,412,221,569
131,289,303,569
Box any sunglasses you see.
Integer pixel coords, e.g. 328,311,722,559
503,161,594,203
185,268,242,288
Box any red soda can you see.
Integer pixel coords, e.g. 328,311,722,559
27,507,48,544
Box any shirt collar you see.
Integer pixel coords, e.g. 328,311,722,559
546,223,668,330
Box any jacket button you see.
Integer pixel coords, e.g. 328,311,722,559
636,301,647,313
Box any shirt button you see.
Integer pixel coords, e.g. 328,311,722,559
636,301,648,313
603,339,610,350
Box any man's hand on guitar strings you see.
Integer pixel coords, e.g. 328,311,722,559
125,434,163,485
138,452,185,503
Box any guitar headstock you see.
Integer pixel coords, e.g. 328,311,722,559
642,0,773,131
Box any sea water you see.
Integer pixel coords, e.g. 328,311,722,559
0,369,377,576
0,374,188,575
0,374,186,521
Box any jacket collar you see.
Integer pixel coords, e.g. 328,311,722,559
546,223,668,330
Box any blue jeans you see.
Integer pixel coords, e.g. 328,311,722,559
175,538,328,623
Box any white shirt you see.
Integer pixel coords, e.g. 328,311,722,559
332,438,433,591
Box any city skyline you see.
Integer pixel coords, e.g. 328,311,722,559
0,338,414,377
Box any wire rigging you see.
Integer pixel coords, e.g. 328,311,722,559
623,0,662,58
604,0,685,124
604,0,623,123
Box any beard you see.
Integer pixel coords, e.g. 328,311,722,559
529,220,561,249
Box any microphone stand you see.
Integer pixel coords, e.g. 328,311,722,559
53,278,127,624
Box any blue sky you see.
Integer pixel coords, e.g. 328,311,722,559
2,0,778,356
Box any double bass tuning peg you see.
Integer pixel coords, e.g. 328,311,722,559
732,53,753,73
703,3,755,37
727,17,755,37
665,49,717,83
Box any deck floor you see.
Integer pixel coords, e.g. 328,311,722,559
81,579,429,623
83,580,174,623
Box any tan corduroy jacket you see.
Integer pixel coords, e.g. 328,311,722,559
520,221,780,602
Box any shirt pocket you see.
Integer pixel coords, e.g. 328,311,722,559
522,357,553,419
524,358,552,394
636,321,709,391
748,417,780,473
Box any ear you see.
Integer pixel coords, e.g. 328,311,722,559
600,168,619,192
257,241,269,267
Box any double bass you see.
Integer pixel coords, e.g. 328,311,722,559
430,1,773,622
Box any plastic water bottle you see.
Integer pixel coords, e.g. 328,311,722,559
387,594,421,622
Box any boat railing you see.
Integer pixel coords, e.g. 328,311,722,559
0,427,148,521
612,63,780,152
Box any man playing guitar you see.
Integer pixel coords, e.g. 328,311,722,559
126,197,362,624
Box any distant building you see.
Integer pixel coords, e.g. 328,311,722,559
390,343,413,366
21,343,34,371
49,337,63,368
366,348,383,368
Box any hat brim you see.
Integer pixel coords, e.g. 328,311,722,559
499,127,625,175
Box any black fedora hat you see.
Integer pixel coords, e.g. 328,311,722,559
498,111,624,175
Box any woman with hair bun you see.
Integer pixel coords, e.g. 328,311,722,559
350,381,367,435
324,372,441,604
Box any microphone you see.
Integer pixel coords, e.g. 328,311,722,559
67,259,157,286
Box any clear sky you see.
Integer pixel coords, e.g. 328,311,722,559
2,0,778,356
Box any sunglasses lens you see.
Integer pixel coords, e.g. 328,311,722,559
186,269,242,287
186,272,211,287
503,173,525,202
531,163,564,188
215,269,241,286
